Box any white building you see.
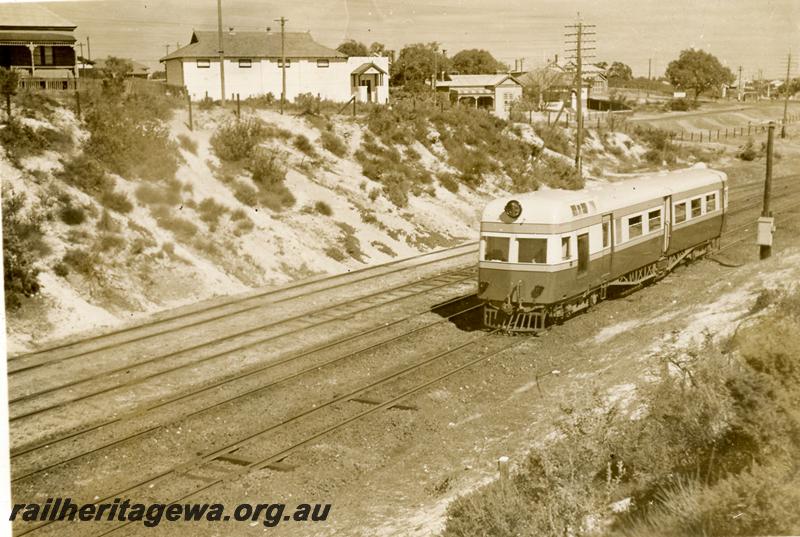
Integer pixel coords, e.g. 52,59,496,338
161,30,389,104
436,74,523,119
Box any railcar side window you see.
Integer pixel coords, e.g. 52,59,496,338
628,215,643,238
602,221,610,248
691,198,702,218
706,193,717,212
561,237,571,260
674,203,687,223
648,209,661,231
485,236,510,262
518,238,548,263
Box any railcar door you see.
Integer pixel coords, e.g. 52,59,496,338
601,214,613,278
662,195,672,254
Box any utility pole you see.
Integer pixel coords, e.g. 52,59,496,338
759,122,775,260
433,44,438,93
647,58,651,99
781,51,791,138
565,15,595,179
737,65,743,101
86,36,91,61
275,16,287,114
217,0,226,105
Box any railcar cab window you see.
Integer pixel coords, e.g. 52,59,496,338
196,59,211,68
706,192,717,212
484,236,509,262
691,198,702,218
674,202,687,223
648,209,661,231
518,238,547,263
561,237,571,260
628,215,643,238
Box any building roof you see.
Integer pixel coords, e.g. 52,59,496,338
92,57,150,76
439,74,521,88
0,4,76,31
351,62,387,75
0,31,76,44
482,166,727,225
161,30,346,61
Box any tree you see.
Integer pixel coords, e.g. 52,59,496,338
519,65,568,110
666,49,735,101
0,67,20,120
368,42,387,56
98,56,133,95
606,61,633,83
390,42,449,89
336,39,368,57
450,49,506,74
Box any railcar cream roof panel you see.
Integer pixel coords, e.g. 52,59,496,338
482,167,726,225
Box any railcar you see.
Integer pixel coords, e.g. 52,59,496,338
478,165,728,331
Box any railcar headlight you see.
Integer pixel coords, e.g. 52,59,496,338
504,200,522,219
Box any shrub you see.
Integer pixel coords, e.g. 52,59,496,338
150,205,198,240
663,97,698,112
233,181,258,207
62,247,99,279
247,148,287,187
53,262,69,277
197,197,228,230
320,129,347,157
135,183,181,206
437,173,459,193
2,188,41,310
177,133,198,155
258,184,296,211
57,153,114,196
100,189,134,213
293,134,317,158
97,233,125,252
314,201,333,216
534,123,572,156
60,205,86,226
210,117,290,162
736,139,761,161
0,118,50,164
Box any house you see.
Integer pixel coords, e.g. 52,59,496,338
0,3,78,90
517,58,609,111
161,29,389,103
436,74,523,119
85,57,151,79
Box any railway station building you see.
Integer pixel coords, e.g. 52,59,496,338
161,29,390,104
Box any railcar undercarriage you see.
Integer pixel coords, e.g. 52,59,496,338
483,239,718,333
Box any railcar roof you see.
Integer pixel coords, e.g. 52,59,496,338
482,166,727,225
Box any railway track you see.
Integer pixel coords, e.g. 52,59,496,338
8,241,479,370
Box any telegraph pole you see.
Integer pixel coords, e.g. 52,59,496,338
759,122,775,260
565,15,595,178
781,51,791,138
275,16,287,114
737,65,743,101
217,0,226,105
433,44,438,93
86,36,91,61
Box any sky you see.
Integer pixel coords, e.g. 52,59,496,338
7,0,799,79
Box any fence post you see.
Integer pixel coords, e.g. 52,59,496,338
236,93,241,118
187,93,193,131
353,95,357,117
498,456,510,482
74,86,81,120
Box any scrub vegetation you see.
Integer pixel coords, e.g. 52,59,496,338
442,288,800,537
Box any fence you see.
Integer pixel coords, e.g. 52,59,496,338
18,77,77,91
615,113,800,143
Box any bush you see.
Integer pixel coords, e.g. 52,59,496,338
100,189,134,213
663,97,699,112
2,188,41,310
150,205,198,240
60,205,86,226
0,118,50,164
197,197,228,230
135,182,181,206
320,129,347,157
53,262,69,277
437,173,459,193
314,201,333,216
247,148,287,187
57,153,114,196
177,133,198,155
534,123,572,156
233,181,258,207
293,134,317,158
736,139,761,161
210,117,290,162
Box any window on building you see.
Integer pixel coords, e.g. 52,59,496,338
561,236,572,260
706,192,717,212
317,59,330,68
648,209,661,232
484,236,510,262
691,197,702,218
628,215,643,239
674,202,687,223
504,92,514,111
278,59,291,68
602,221,610,248
196,59,211,68
517,238,548,263
239,59,252,68
42,46,54,65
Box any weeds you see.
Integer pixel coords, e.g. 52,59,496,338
2,187,42,310
293,134,317,158
320,129,347,157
